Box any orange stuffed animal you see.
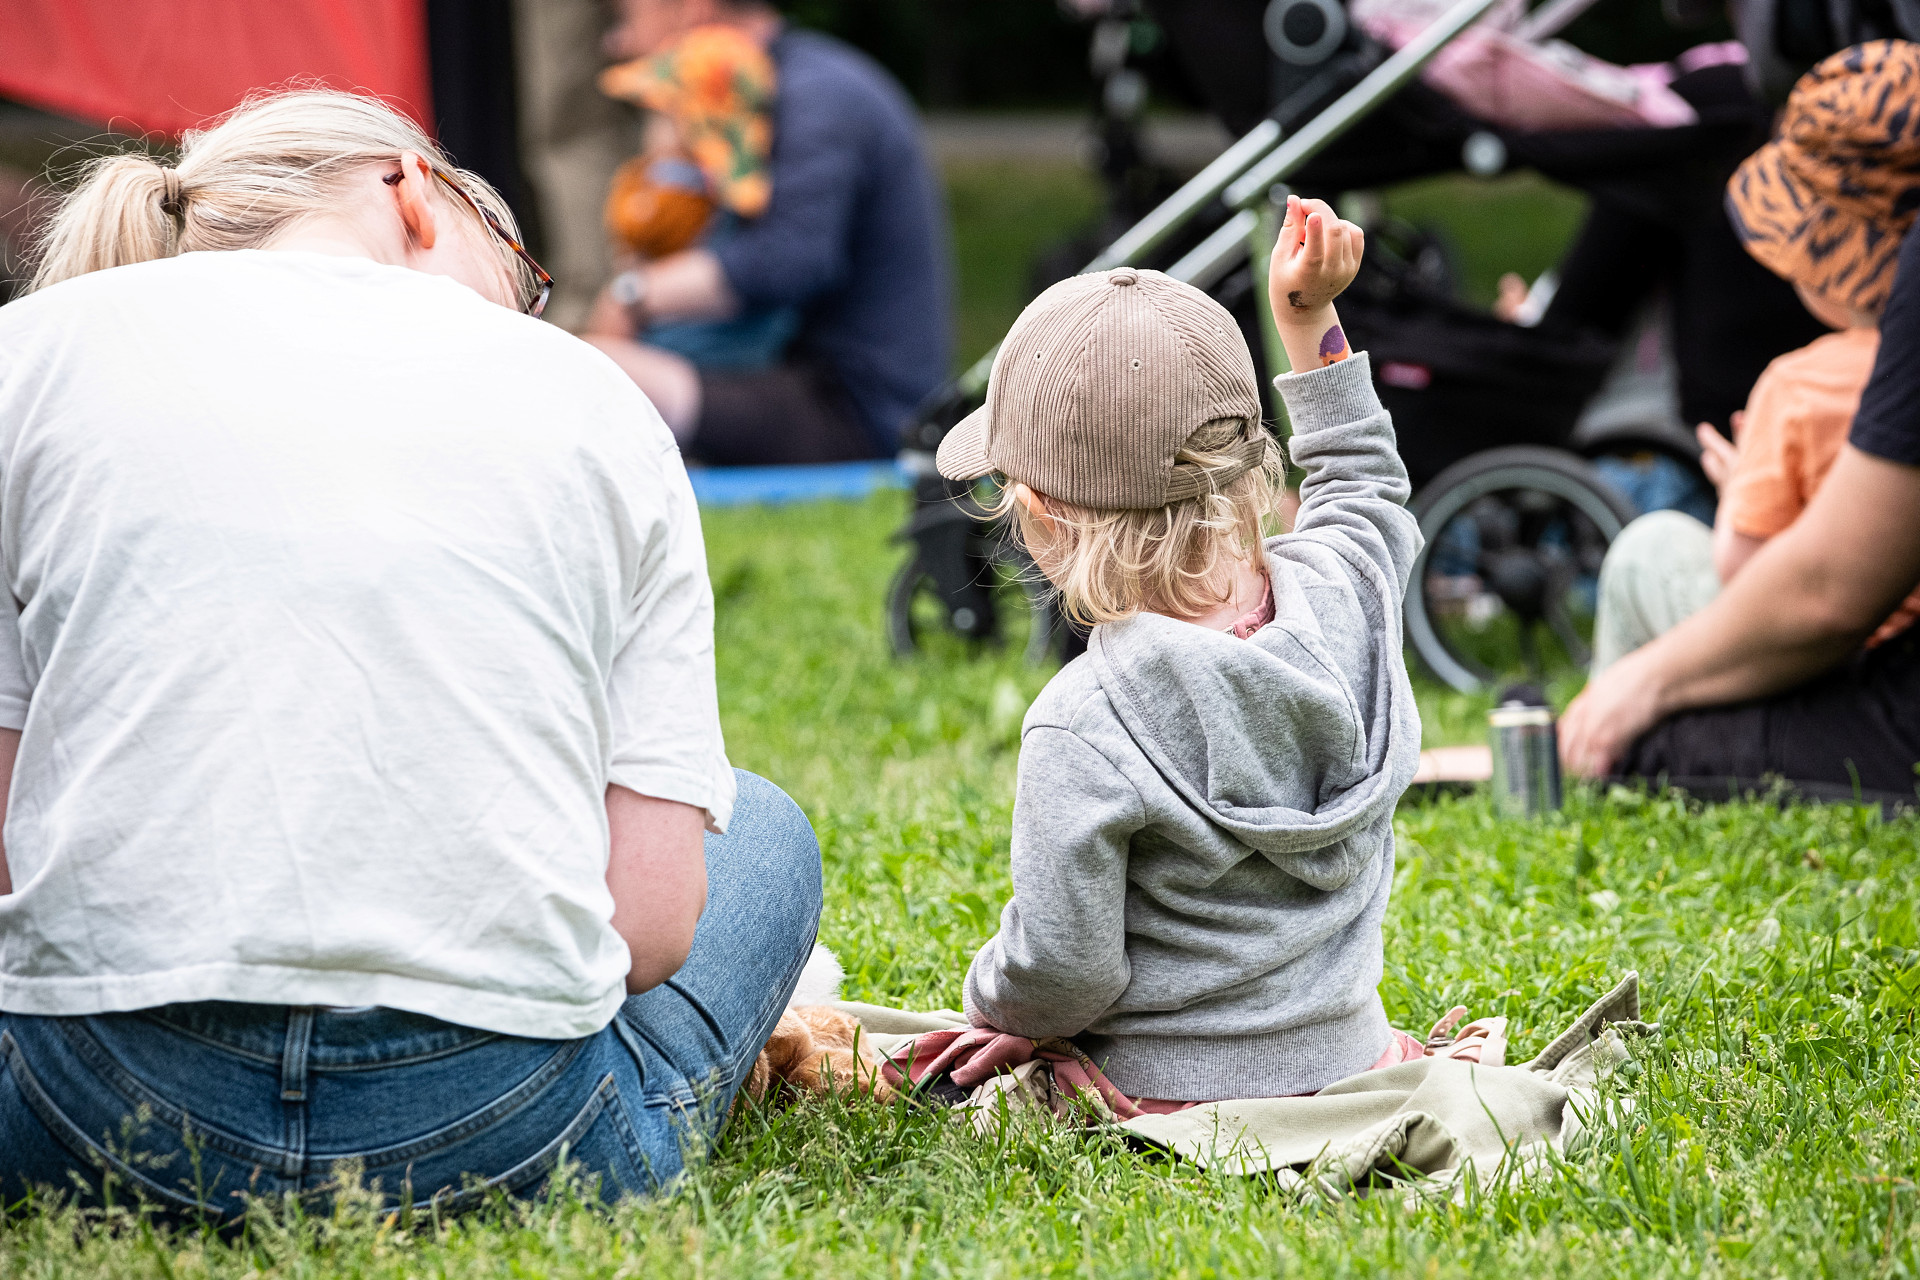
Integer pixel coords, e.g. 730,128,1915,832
600,24,777,259
604,152,715,259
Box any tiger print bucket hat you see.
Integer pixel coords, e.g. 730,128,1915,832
1727,40,1920,316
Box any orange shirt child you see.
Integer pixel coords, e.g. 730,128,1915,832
1719,325,1919,646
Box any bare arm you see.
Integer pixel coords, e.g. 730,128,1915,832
1561,445,1920,775
605,784,708,993
1268,195,1361,376
0,728,15,895
1713,523,1766,584
1698,420,1765,583
583,248,739,338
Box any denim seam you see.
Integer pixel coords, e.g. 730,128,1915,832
51,1018,286,1168
598,1077,654,1196
135,1012,279,1066
306,1036,588,1169
721,926,820,1092
604,1012,699,1112
307,1032,505,1072
1,1030,212,1213
139,1009,502,1072
607,1013,699,1110
404,1071,623,1213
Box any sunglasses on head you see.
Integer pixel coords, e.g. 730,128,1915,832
385,165,553,318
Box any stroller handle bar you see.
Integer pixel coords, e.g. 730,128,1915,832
1221,0,1504,207
1086,119,1284,273
944,0,1503,399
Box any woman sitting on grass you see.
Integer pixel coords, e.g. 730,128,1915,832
933,198,1428,1105
0,89,820,1215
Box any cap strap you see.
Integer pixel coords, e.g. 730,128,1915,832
1162,432,1269,503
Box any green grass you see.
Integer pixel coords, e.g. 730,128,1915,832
10,494,1918,1278
942,159,1104,369
1382,171,1590,310
8,161,1915,1279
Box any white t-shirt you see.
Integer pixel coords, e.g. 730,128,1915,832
0,250,734,1039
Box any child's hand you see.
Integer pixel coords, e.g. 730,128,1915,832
1696,414,1741,492
1269,195,1362,316
1267,194,1364,371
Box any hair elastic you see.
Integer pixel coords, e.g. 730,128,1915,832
159,167,185,219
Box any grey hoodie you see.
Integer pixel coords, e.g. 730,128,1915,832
962,354,1423,1101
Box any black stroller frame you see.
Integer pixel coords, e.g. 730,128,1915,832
889,0,1677,690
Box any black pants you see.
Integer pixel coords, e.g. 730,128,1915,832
1617,627,1920,807
689,363,879,467
1542,199,1828,434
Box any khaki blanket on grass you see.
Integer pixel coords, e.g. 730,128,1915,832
836,972,1654,1200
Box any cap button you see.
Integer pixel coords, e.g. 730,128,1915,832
1107,267,1139,287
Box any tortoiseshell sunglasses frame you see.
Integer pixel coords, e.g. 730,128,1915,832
385,165,554,318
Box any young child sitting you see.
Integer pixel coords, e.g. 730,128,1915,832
933,197,1427,1105
1594,40,1920,670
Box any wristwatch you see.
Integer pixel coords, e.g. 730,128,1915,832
609,267,650,322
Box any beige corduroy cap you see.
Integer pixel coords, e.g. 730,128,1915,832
935,267,1267,509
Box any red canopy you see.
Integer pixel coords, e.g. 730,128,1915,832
0,0,432,137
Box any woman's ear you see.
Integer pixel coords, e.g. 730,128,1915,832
1012,483,1052,522
391,149,439,251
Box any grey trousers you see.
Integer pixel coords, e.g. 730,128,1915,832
1591,511,1722,673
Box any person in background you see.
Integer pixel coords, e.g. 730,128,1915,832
1590,41,1920,673
597,22,802,376
1560,47,1920,800
583,0,951,467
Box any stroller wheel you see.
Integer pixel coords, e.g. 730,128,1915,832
886,554,961,658
1405,446,1637,695
886,543,1074,667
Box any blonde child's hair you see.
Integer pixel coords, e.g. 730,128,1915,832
991,419,1286,627
28,88,535,306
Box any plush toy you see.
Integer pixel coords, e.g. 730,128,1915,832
603,153,714,259
599,24,776,258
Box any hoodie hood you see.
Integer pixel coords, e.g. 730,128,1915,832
1087,548,1422,856
966,353,1424,1101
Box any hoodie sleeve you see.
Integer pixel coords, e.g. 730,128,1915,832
963,727,1145,1038
1273,352,1421,603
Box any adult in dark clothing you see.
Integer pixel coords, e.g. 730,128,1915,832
1531,61,1827,436
584,0,950,465
1562,224,1920,802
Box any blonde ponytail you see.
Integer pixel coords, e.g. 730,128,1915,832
28,154,185,287
27,89,532,303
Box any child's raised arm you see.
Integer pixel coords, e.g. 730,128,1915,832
1266,195,1420,601
1268,194,1362,376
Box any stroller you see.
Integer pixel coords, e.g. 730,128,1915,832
888,0,1793,691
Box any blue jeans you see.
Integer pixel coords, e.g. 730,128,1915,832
0,770,821,1217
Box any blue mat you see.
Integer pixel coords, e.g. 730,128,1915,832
688,460,910,508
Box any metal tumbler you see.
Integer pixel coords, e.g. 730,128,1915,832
1488,702,1562,816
